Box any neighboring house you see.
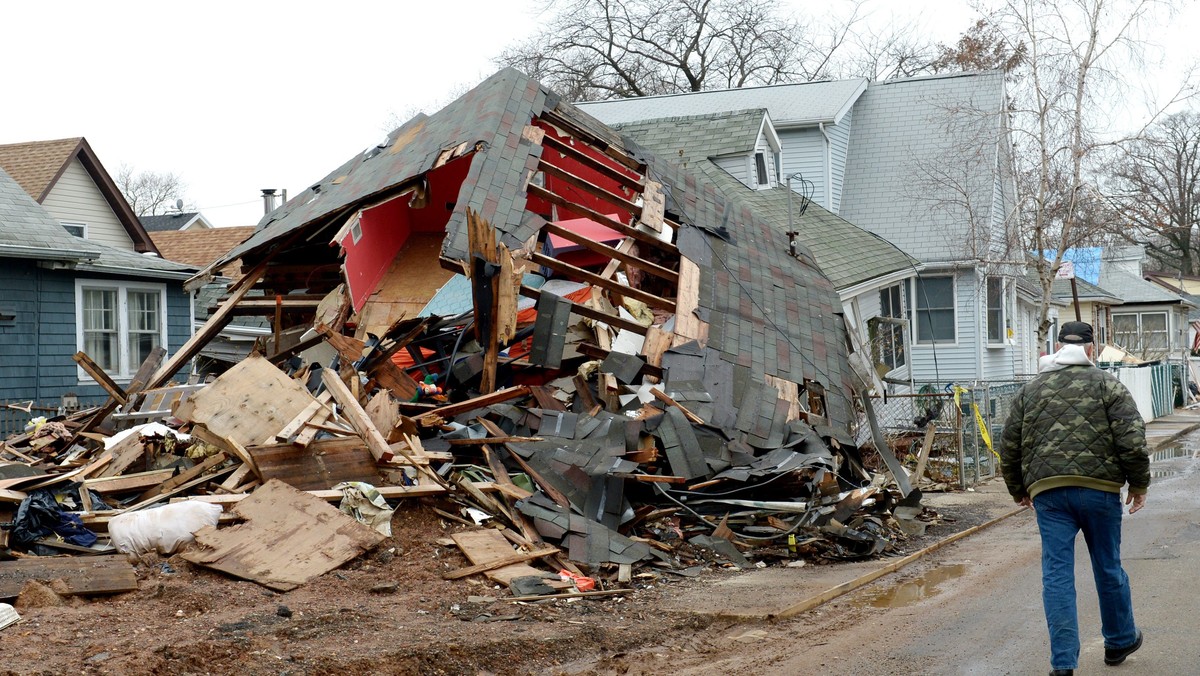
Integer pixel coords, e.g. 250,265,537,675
1099,246,1194,361
0,168,195,404
580,71,1023,386
0,137,158,253
1144,271,1200,355
140,211,216,232
202,68,863,437
1021,259,1123,365
149,226,267,372
610,109,920,389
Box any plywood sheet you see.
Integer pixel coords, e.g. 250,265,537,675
451,529,544,586
174,353,317,447
182,479,386,591
357,234,455,337
0,556,137,600
248,437,380,491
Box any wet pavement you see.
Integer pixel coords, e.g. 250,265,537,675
666,407,1200,620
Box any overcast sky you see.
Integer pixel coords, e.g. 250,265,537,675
2,0,1194,228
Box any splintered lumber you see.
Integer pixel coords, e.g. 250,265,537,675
365,391,401,443
0,556,138,600
97,433,148,478
66,346,165,447
72,352,128,405
442,546,560,580
248,437,380,491
190,425,262,481
912,424,938,487
149,255,278,390
175,353,318,448
672,257,706,347
417,385,531,426
275,396,335,442
181,479,387,591
134,452,228,503
294,391,334,448
319,368,394,463
451,529,547,586
117,465,236,515
651,388,706,425
531,252,674,311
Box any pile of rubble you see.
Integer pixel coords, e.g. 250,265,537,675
1,68,938,606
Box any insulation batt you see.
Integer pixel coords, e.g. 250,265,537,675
108,500,223,556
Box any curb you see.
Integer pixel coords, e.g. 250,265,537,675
710,418,1198,623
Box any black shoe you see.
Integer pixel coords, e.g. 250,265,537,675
1104,629,1143,665
1050,670,1073,676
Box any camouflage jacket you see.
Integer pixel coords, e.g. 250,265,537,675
999,364,1150,501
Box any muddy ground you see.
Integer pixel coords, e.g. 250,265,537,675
0,495,996,676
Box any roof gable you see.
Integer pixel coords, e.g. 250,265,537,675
0,137,158,253
141,212,214,232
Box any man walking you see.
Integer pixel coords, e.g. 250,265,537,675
999,321,1150,676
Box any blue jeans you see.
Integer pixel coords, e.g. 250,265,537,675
1033,486,1138,670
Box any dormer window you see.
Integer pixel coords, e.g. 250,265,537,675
62,221,87,238
755,152,769,186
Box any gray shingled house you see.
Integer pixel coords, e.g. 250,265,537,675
1100,246,1194,361
0,167,194,406
190,67,865,438
580,72,1028,384
608,108,921,390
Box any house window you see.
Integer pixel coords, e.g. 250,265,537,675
1112,311,1169,356
986,277,1006,344
911,275,955,344
869,284,907,371
76,280,167,380
61,221,87,238
755,152,769,186
1046,317,1059,355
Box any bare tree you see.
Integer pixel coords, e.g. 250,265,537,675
116,165,190,217
993,0,1188,347
1105,110,1200,275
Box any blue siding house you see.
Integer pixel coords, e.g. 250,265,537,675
0,167,194,405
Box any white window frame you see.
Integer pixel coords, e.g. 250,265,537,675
1112,311,1169,355
75,279,168,382
869,283,907,371
910,275,958,345
754,152,769,188
985,276,1010,347
61,221,88,238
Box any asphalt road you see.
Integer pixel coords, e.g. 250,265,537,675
607,433,1200,676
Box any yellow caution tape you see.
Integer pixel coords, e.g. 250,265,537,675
953,386,999,461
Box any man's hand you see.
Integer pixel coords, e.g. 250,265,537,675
1017,496,1032,508
1126,492,1146,514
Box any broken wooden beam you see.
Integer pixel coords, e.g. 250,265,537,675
526,184,676,255
442,546,561,580
531,252,675,311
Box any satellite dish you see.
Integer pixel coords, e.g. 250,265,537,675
175,198,184,211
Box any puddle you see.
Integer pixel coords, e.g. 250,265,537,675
1148,443,1200,463
852,563,970,609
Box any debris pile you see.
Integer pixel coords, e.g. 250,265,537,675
2,68,935,602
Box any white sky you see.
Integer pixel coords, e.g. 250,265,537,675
1,0,1194,228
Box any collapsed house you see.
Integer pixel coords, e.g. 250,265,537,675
1,69,930,599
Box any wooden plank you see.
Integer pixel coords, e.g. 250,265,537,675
527,184,676,255
181,479,387,591
442,546,560,580
672,257,707,347
190,425,262,482
149,255,276,390
466,208,504,395
365,391,400,443
640,180,666,232
0,556,138,600
544,222,677,284
175,353,318,448
134,452,228,503
84,468,177,494
66,346,165,446
531,252,674,311
117,465,235,515
275,396,334,442
223,298,322,315
540,160,643,215
477,418,573,510
451,529,546,586
247,437,380,491
417,385,531,424
72,352,127,405
182,481,460,505
540,109,645,172
651,388,706,425
319,368,394,464
446,436,544,446
294,391,334,448
218,463,253,492
97,433,148,478
912,424,938,487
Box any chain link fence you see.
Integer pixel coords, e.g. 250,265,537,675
857,380,1032,489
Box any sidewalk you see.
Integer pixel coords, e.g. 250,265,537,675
664,407,1200,620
